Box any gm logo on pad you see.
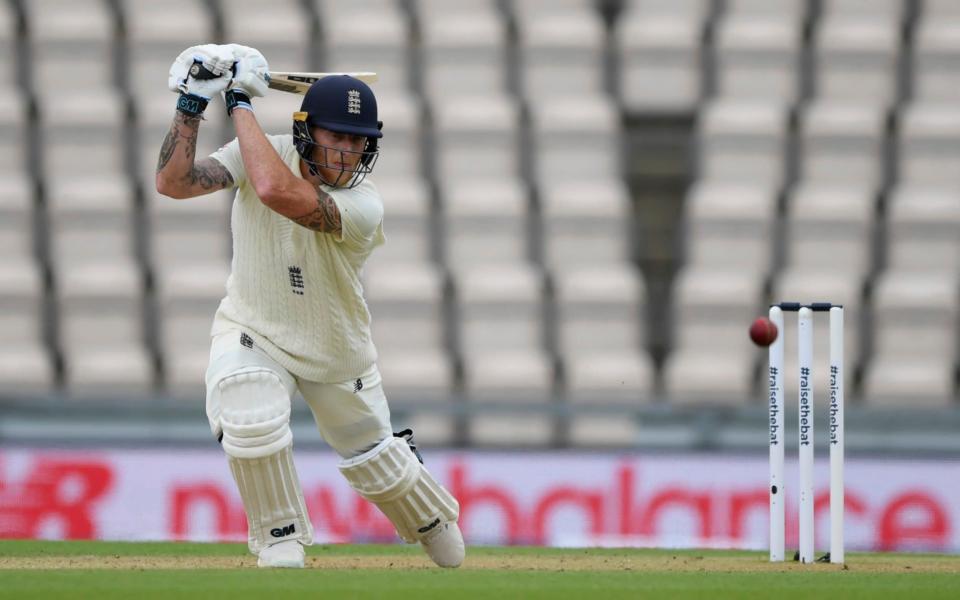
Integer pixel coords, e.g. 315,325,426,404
270,523,296,538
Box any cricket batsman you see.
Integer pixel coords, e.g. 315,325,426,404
156,43,464,569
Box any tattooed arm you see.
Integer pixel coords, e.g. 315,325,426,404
230,108,342,235
155,111,234,199
289,188,342,234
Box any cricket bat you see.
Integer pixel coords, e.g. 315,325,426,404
267,71,378,95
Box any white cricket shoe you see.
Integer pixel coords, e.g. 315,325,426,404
257,540,305,568
420,521,465,568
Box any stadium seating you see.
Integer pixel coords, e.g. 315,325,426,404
514,0,607,101
3,0,958,447
0,263,51,393
812,0,903,106
912,1,960,104
0,1,15,85
317,0,412,94
615,0,708,113
864,270,959,407
417,0,508,99
713,0,805,103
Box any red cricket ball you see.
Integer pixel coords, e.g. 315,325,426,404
749,317,779,347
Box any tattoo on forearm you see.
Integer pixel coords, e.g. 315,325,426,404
187,159,234,190
157,112,232,191
292,188,342,234
156,122,178,172
182,120,198,163
156,112,201,173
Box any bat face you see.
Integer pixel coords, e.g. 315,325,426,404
267,72,378,95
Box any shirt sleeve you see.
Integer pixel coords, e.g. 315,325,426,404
208,138,246,188
209,135,296,191
328,183,386,249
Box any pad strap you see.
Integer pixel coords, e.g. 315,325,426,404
394,429,424,464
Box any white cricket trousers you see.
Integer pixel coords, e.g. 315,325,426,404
204,329,393,458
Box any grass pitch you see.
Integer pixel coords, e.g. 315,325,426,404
1,541,957,599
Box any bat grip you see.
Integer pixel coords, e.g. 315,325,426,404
188,60,236,80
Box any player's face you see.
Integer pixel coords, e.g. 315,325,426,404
311,127,367,187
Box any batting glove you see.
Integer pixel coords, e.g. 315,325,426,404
168,44,235,100
225,44,270,98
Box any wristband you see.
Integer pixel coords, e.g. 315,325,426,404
225,89,253,116
176,92,208,117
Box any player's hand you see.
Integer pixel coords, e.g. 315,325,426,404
225,44,270,98
168,44,234,99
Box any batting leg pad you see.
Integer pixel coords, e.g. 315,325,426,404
228,446,314,554
338,436,459,543
217,368,311,553
217,368,293,459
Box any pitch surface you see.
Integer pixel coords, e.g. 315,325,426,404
1,541,957,599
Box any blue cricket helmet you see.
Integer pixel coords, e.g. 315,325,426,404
293,75,383,187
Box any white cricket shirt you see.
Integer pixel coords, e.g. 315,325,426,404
209,134,386,382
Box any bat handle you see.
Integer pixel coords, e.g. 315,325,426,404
189,60,234,80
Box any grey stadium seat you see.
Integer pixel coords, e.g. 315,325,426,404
362,260,449,386
516,9,606,101
317,0,413,95
0,2,17,97
554,262,653,402
862,270,959,407
367,91,422,181
57,263,152,397
696,99,790,186
147,187,230,396
121,0,215,84
713,0,805,103
453,262,554,447
897,103,960,187
784,182,876,276
812,0,903,106
219,0,312,73
797,100,888,189
682,181,778,273
663,268,765,405
455,262,546,363
0,264,53,393
27,0,117,93
539,180,634,269
616,0,709,113
912,5,960,104
417,0,508,99
46,178,151,396
431,93,521,181
0,176,33,266
364,176,433,267
441,178,529,269
38,92,128,185
46,178,138,272
885,184,960,273
0,90,27,176
511,0,598,18
362,259,455,444
530,96,622,185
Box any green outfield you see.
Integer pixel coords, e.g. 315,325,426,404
0,541,957,599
